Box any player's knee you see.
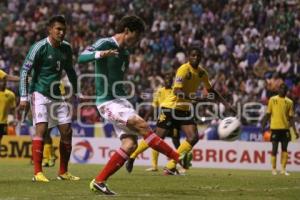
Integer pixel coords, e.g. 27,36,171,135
128,117,149,134
138,121,149,133
128,143,138,154
121,141,138,155
61,127,72,142
186,134,199,146
271,148,277,156
281,143,288,152
35,123,48,137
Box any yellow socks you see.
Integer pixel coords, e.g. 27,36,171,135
43,144,52,161
151,150,159,169
130,139,149,159
271,155,276,170
281,152,288,171
166,140,192,169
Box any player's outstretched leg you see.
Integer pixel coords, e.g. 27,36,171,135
91,147,130,195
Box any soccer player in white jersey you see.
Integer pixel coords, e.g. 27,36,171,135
78,15,186,195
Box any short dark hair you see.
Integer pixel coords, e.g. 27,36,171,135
279,83,288,91
47,15,66,27
188,45,202,55
116,15,145,34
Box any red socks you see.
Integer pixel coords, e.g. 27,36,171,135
32,137,43,175
143,131,179,162
59,141,72,175
95,148,128,182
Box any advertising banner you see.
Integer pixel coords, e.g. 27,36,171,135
70,138,300,171
0,136,60,160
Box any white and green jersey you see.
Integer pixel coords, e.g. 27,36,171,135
19,37,77,100
78,37,129,104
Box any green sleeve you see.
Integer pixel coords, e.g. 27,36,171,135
64,47,78,94
78,39,112,63
77,46,96,63
19,41,44,99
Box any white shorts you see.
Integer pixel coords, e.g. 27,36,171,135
30,92,72,128
97,99,137,138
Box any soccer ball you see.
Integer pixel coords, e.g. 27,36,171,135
217,117,241,141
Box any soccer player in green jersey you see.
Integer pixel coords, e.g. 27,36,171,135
19,15,79,182
78,15,186,195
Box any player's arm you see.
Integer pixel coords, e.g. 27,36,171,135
207,87,236,114
261,113,271,131
6,74,19,82
19,44,39,112
200,73,236,114
0,70,19,82
78,41,118,63
64,47,78,95
289,116,299,139
288,102,299,139
261,100,272,132
9,92,17,119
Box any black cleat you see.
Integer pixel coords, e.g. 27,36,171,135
90,179,116,195
126,158,135,173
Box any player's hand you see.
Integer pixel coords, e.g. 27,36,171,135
100,49,119,57
19,101,29,111
19,101,30,115
228,106,237,116
295,132,299,139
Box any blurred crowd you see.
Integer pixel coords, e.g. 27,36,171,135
1,0,300,126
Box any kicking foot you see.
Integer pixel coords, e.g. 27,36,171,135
90,179,116,195
126,158,135,173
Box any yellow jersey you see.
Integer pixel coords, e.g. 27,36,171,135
152,87,172,108
160,62,211,111
0,69,7,79
267,95,294,129
0,89,16,124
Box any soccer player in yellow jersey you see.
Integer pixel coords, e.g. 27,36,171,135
0,72,16,143
261,83,299,176
126,74,181,172
128,46,235,175
158,46,235,175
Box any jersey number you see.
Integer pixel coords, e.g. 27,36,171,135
56,61,61,71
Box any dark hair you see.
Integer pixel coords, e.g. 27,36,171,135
115,15,145,34
280,83,288,91
188,45,201,54
47,15,66,27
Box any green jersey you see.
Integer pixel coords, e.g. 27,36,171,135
78,37,129,104
19,37,77,100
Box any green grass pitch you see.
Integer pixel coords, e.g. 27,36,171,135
0,160,299,200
